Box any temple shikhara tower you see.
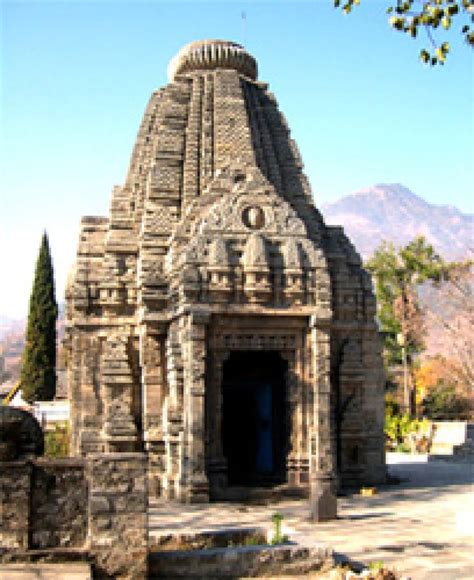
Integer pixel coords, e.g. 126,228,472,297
65,40,385,515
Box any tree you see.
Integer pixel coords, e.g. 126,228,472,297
421,381,469,419
422,261,474,392
20,232,58,402
366,236,447,416
415,355,453,400
334,0,474,65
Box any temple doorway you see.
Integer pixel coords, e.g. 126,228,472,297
222,351,288,486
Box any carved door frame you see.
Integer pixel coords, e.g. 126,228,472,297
206,315,311,495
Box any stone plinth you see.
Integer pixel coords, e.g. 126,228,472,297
87,453,148,579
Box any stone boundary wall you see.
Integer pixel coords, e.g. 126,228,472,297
32,459,88,549
88,453,148,578
0,453,147,579
0,462,32,550
0,459,87,551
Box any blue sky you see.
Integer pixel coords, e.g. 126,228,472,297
1,0,473,319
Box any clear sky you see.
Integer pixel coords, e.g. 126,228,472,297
1,0,473,319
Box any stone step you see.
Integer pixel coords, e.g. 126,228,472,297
0,563,92,580
428,453,474,464
149,542,334,578
210,485,308,502
429,422,474,459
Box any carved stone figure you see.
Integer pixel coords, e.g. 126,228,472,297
65,40,386,511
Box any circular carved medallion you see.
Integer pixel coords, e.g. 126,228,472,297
242,205,265,230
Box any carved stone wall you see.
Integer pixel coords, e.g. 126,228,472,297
66,39,386,507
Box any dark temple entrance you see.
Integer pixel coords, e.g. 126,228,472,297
222,351,288,486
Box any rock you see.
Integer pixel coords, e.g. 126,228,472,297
0,406,44,460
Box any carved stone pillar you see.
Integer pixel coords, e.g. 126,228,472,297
181,308,210,502
337,337,365,486
207,349,229,494
162,321,184,500
141,328,167,499
309,316,337,521
282,349,300,486
71,333,103,455
101,333,138,453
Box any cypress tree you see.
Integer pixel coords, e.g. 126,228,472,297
20,232,58,402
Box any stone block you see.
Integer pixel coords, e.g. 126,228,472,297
310,474,338,522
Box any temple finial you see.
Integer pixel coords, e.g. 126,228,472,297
168,39,257,81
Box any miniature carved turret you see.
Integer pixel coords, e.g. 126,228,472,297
283,238,304,305
208,236,232,303
242,233,271,303
180,265,200,302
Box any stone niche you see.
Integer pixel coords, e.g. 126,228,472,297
65,39,386,508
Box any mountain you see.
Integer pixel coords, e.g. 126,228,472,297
320,184,473,260
0,306,66,392
0,317,24,342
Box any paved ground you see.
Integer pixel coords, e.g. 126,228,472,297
0,563,92,580
149,454,474,579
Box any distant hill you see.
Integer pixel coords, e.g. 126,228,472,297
320,184,473,260
0,306,65,393
0,317,24,342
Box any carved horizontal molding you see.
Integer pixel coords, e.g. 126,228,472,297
210,332,298,352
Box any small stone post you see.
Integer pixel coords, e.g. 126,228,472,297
309,316,337,521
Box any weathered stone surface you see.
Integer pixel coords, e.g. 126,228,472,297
149,542,334,578
309,474,337,522
0,460,86,551
0,463,32,550
87,453,148,579
65,39,386,510
0,455,147,578
0,563,92,579
31,460,88,549
0,407,44,460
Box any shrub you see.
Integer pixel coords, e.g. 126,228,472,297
44,423,70,458
422,382,469,420
385,406,419,451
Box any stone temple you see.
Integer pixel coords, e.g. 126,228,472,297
65,40,385,509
